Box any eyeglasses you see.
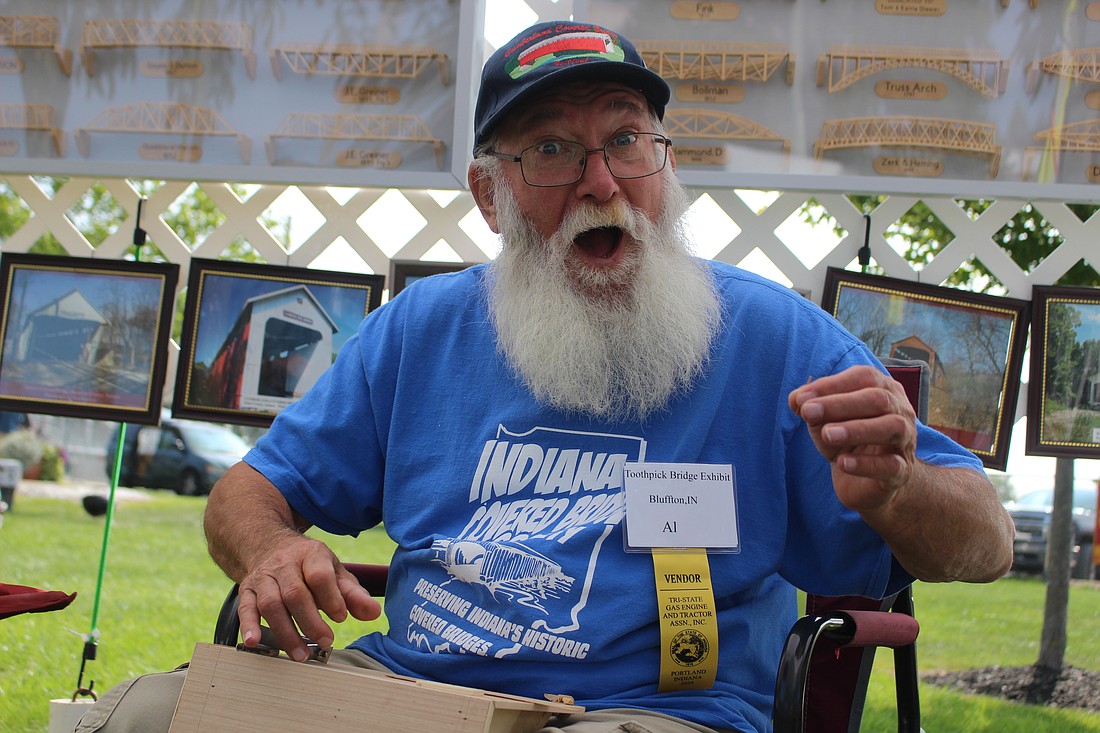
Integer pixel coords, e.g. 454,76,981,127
487,132,672,187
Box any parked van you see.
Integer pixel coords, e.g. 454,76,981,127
105,418,251,496
1005,486,1098,580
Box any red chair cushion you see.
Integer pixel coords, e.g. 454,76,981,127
0,582,77,620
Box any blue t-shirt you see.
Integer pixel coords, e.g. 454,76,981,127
246,261,983,733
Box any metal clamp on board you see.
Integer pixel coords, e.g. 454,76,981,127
236,626,332,664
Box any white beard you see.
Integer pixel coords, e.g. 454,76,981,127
485,171,723,421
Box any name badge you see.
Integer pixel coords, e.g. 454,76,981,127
622,462,739,552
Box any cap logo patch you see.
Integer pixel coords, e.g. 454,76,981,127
506,29,626,79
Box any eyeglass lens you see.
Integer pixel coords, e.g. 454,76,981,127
522,134,668,186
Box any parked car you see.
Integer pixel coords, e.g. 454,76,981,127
105,418,251,496
1005,486,1098,580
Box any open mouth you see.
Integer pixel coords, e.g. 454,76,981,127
573,226,623,260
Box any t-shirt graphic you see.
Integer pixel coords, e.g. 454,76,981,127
405,424,646,659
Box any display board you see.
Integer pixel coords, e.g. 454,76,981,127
573,0,1100,201
0,0,481,188
8,1,1100,199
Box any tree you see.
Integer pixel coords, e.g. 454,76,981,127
0,177,288,259
1045,302,1084,409
0,183,33,242
807,197,1100,289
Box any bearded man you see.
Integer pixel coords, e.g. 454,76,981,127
77,20,1013,733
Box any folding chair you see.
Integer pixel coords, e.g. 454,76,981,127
772,360,930,733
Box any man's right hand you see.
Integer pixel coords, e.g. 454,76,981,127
204,462,382,662
236,535,382,661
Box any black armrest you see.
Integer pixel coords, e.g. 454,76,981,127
773,589,920,733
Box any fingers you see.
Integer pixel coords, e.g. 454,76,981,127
835,451,907,483
791,367,913,427
819,411,913,451
338,573,384,622
280,564,339,652
236,540,374,662
297,553,346,642
256,573,320,661
238,566,326,662
831,453,908,513
237,586,263,648
789,365,917,498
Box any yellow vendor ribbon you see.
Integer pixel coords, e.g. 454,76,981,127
652,548,719,692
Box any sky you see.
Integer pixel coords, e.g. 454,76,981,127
4,265,165,343
1067,303,1100,344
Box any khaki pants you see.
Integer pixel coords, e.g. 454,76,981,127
74,648,744,733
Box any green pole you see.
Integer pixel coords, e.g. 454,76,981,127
89,425,126,634
75,423,126,697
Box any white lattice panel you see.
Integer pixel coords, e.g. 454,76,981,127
2,175,1095,300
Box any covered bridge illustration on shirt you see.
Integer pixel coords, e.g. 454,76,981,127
207,285,337,411
431,537,575,613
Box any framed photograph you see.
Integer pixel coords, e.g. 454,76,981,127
173,259,384,428
1026,286,1100,459
389,260,472,297
0,253,179,424
821,267,1031,471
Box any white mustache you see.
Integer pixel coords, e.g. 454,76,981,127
556,199,645,247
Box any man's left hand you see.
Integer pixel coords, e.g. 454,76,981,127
788,365,916,513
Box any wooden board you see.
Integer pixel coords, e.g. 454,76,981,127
169,643,583,733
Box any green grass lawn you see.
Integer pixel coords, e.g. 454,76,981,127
861,580,1100,731
0,491,396,732
2,490,1098,732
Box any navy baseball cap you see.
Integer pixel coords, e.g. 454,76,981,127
472,21,670,154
